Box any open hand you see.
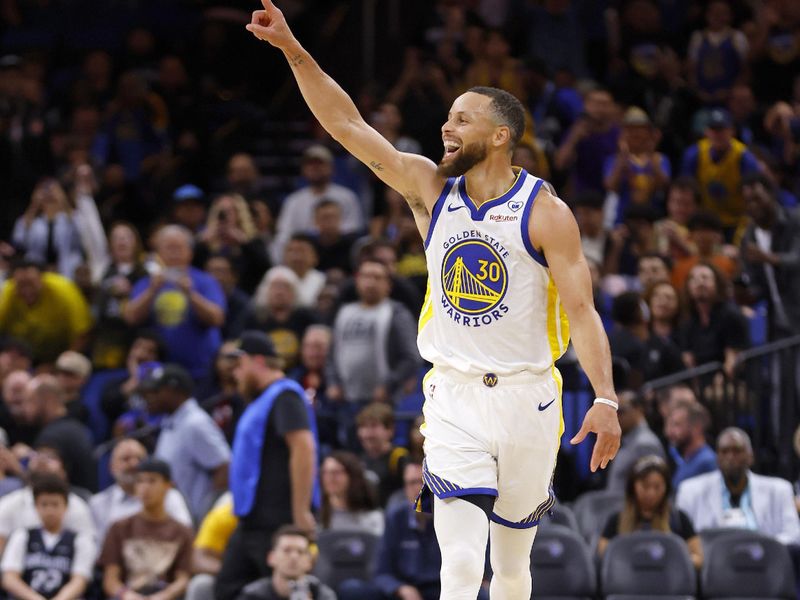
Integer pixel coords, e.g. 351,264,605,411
570,403,621,472
246,0,294,50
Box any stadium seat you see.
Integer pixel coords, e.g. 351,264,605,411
701,530,795,600
572,489,625,545
697,527,743,550
313,529,380,590
600,531,697,600
531,524,596,600
539,501,580,532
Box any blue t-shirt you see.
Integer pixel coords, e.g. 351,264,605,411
670,443,718,488
130,267,226,378
603,153,672,224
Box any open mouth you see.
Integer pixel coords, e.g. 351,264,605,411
443,141,461,159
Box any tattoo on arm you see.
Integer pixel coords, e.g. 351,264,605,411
369,161,384,171
289,54,304,67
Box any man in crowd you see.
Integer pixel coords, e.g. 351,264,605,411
143,364,230,522
100,459,194,600
676,427,800,545
664,398,718,488
356,402,410,506
124,224,226,378
90,438,192,540
53,351,92,424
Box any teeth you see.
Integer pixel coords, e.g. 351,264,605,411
444,143,460,152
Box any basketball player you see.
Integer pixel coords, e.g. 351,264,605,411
246,3,621,598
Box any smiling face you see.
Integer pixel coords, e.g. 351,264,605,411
438,92,501,177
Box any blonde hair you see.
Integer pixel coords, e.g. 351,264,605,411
207,194,257,248
253,265,300,313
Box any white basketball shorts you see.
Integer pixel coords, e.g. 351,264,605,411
417,367,562,528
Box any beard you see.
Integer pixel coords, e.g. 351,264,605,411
436,140,488,177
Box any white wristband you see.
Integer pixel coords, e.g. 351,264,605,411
594,397,618,411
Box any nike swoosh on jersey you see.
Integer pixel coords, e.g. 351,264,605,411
447,204,467,212
538,398,555,411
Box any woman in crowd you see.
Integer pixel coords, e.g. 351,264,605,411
598,455,703,569
318,451,384,536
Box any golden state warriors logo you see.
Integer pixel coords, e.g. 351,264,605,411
441,239,508,315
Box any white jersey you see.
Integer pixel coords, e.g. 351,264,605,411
418,168,570,376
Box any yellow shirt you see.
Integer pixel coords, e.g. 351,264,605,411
194,501,238,554
696,138,746,228
0,272,92,363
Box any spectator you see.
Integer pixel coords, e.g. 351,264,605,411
204,254,250,340
311,199,358,275
605,391,666,492
124,224,226,379
0,475,95,600
143,364,230,522
233,266,319,371
687,0,749,106
225,153,270,201
288,325,334,449
356,403,409,507
12,178,83,278
99,459,193,600
187,493,237,600
0,447,95,555
0,370,37,447
370,102,422,155
327,259,420,407
604,204,659,279
274,145,364,261
171,185,208,234
680,108,761,238
99,330,166,435
677,262,750,374
555,88,620,194
282,234,325,309
654,177,700,262
29,375,96,492
319,451,383,536
216,331,318,600
89,438,192,541
201,341,246,444
53,351,91,424
664,398,718,488
740,173,800,337
598,455,703,569
0,340,33,387
603,107,671,224
573,191,608,267
236,525,336,600
462,29,525,102
671,210,738,291
0,259,92,364
194,194,271,295
676,427,800,545
644,281,681,342
636,253,671,291
91,221,148,369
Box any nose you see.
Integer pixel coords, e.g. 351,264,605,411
441,119,452,135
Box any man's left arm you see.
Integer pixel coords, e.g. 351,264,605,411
530,191,621,471
772,478,800,545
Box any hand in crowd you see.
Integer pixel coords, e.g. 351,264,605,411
293,508,316,535
326,384,344,403
396,585,424,600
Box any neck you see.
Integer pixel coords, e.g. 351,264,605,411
119,482,135,496
141,504,168,521
310,182,328,194
682,436,705,458
652,320,672,337
724,471,748,495
256,370,284,393
43,523,61,535
365,441,391,459
329,493,347,510
271,573,294,597
463,159,516,207
293,265,310,278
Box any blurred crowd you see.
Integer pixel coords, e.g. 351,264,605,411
1,0,800,598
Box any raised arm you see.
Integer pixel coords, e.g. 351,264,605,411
530,191,621,471
246,0,443,213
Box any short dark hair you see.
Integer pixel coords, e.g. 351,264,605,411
314,198,341,213
32,474,69,502
573,191,605,211
741,172,776,195
637,251,673,272
288,233,318,249
271,524,311,550
669,176,701,204
134,329,168,362
467,86,525,149
687,210,723,232
9,257,44,275
611,291,644,326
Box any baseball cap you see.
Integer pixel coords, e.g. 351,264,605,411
136,458,172,481
302,144,333,164
707,108,732,130
224,330,278,359
172,184,206,204
55,351,92,379
136,363,193,394
622,106,651,127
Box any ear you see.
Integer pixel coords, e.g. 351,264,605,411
493,125,511,148
266,550,276,569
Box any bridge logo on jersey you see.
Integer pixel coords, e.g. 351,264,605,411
441,239,508,323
